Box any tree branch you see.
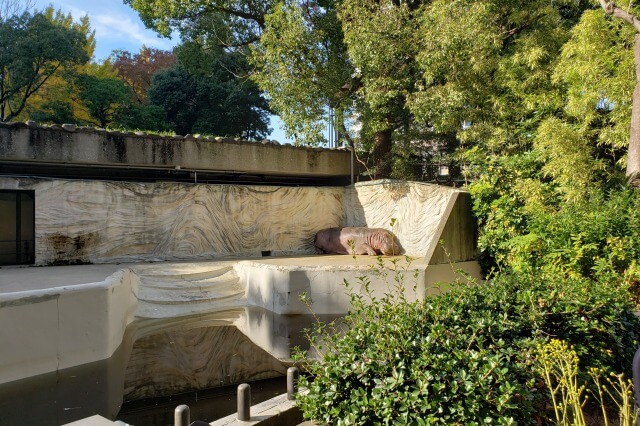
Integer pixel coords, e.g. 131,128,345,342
599,0,640,33
207,4,266,28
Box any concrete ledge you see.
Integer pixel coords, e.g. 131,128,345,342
0,269,137,384
0,123,351,180
210,393,302,426
239,257,481,315
63,414,118,426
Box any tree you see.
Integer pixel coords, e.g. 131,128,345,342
149,66,197,135
338,0,422,176
0,11,89,121
29,100,75,124
251,0,352,146
112,46,177,104
149,40,271,138
594,0,640,184
124,0,269,44
252,0,420,175
76,74,131,128
20,7,97,124
113,102,168,131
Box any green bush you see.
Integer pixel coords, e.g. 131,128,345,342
467,153,640,285
295,269,640,425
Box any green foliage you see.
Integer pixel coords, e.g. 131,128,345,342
252,0,351,145
29,100,75,124
555,9,635,155
339,0,418,134
296,267,640,424
533,118,606,201
0,10,89,121
461,3,640,281
148,66,196,135
76,74,131,128
113,103,169,132
410,0,576,155
149,57,270,138
146,35,271,138
467,145,640,282
125,0,269,42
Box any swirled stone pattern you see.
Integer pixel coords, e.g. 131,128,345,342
30,180,345,264
345,181,461,257
123,325,287,400
0,178,465,263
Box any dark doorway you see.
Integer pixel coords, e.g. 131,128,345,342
0,191,35,265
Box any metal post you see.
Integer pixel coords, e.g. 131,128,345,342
174,404,190,426
287,366,300,400
350,145,354,185
237,383,251,421
633,348,640,420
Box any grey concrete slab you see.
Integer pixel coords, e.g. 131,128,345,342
0,263,131,292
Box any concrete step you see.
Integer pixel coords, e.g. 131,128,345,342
136,282,243,305
137,265,235,285
135,296,244,318
133,265,245,318
138,268,239,290
136,268,243,303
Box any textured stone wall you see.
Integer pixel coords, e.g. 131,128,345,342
0,178,344,265
0,178,474,264
344,180,474,260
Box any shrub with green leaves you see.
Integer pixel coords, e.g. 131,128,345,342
295,268,640,425
468,153,640,285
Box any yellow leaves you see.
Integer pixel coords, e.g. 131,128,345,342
538,339,638,426
534,118,605,202
536,339,587,426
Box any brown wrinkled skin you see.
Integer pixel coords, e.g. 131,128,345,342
314,227,401,256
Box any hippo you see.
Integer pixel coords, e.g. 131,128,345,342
314,227,402,256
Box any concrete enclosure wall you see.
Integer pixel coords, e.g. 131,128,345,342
0,269,137,384
0,122,351,178
0,178,475,265
0,178,345,265
344,180,476,262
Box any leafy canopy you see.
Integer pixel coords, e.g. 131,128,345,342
0,10,89,121
149,37,271,138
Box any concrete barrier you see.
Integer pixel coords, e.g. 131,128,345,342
0,269,137,384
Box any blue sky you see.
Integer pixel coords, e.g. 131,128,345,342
34,0,294,142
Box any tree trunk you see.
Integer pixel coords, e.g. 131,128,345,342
628,33,640,186
599,1,640,186
372,128,393,179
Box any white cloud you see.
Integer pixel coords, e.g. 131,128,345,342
92,13,174,49
33,0,177,59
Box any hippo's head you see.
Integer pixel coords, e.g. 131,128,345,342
378,231,402,256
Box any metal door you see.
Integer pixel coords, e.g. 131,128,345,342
0,191,35,265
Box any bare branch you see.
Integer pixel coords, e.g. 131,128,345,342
0,0,34,21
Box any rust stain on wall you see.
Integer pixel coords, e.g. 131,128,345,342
45,232,98,265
